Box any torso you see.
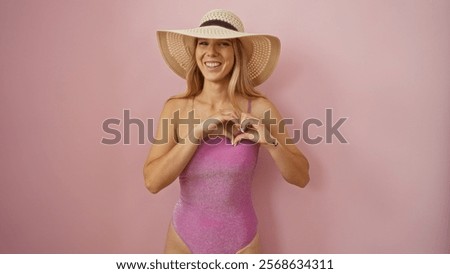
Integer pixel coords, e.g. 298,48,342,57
169,95,261,254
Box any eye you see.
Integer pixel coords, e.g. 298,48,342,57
197,41,208,46
219,42,231,47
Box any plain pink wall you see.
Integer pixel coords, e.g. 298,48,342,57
1,0,449,253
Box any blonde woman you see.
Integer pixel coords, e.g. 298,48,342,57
144,9,309,254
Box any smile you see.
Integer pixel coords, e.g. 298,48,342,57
204,62,222,68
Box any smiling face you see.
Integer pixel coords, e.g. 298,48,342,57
195,38,235,85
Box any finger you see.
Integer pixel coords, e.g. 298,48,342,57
233,132,253,146
240,118,260,132
248,121,262,130
222,126,235,142
232,133,243,146
231,123,242,137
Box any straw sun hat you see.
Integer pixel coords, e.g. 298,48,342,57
156,9,281,86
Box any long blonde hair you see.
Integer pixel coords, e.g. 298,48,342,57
169,38,266,112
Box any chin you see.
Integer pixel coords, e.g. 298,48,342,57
203,75,230,83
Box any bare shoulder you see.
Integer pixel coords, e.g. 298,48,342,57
161,95,191,117
250,97,281,118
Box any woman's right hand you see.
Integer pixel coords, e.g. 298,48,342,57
191,109,240,142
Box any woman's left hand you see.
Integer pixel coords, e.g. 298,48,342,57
232,112,277,147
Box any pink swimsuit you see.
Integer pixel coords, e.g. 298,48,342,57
172,100,260,253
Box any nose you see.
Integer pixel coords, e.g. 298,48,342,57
206,43,217,56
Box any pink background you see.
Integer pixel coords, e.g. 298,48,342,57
1,0,449,253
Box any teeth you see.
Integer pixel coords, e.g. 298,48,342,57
205,62,221,68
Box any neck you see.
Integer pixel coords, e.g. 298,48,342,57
198,80,230,106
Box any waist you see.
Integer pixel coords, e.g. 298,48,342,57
175,196,255,216
180,172,253,205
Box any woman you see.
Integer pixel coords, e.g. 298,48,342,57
143,9,309,254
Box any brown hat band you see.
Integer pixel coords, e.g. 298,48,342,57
199,19,238,31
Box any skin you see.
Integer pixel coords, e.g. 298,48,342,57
143,38,310,253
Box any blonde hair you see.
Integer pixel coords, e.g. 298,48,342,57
169,38,266,112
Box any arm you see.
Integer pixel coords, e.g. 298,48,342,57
234,98,310,188
263,131,310,188
143,99,240,193
143,99,200,194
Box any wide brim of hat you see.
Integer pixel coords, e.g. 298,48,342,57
156,26,280,86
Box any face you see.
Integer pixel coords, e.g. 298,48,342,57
195,38,235,84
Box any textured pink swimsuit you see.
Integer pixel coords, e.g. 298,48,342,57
172,100,260,254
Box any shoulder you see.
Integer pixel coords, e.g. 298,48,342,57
161,94,192,117
250,97,280,117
